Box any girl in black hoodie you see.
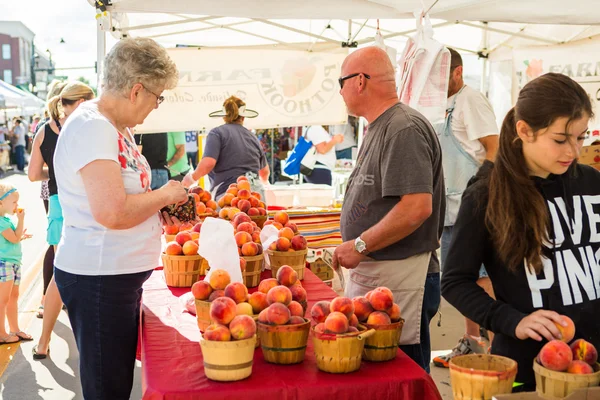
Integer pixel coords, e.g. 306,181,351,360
441,73,600,390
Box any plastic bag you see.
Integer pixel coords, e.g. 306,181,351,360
179,292,196,315
199,217,243,283
374,29,397,73
260,225,280,270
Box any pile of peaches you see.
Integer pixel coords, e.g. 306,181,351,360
231,212,263,257
255,265,309,326
263,211,308,252
218,176,267,219
536,316,598,375
188,186,218,217
311,287,402,335
164,223,202,256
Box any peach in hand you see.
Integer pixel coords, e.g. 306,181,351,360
224,282,248,304
539,340,573,372
229,315,256,340
330,297,354,319
209,297,237,325
554,315,576,343
203,324,231,341
324,311,349,334
266,285,292,305
276,265,298,287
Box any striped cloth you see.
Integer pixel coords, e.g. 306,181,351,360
269,208,342,247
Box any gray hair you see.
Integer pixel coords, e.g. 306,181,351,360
102,37,179,95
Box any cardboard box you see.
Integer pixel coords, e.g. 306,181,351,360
493,387,600,400
579,143,600,166
309,259,335,281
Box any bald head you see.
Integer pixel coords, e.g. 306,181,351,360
342,47,395,82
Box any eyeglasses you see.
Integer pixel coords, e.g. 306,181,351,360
142,85,165,106
338,73,371,89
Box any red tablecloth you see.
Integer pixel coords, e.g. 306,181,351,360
140,269,442,400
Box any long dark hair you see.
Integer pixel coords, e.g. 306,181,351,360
486,73,593,273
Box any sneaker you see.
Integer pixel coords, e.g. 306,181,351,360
433,335,487,368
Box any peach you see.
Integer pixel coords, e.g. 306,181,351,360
227,188,238,197
258,208,267,216
238,199,251,213
314,323,326,334
324,312,349,334
387,303,401,322
203,324,231,341
276,265,298,287
237,180,251,191
237,222,254,235
237,176,248,184
222,193,235,206
554,315,576,343
367,311,392,325
268,242,278,251
567,360,594,374
193,239,199,245
365,290,374,302
233,212,252,227
165,241,183,256
310,301,331,324
330,297,355,319
209,297,237,325
182,240,199,256
274,211,290,226
189,186,203,195
284,222,298,233
209,269,231,290
249,196,260,208
196,201,207,214
291,235,307,251
251,191,262,200
251,231,261,244
248,292,269,314
206,207,215,216
247,207,260,216
219,208,229,219
266,285,292,305
208,290,225,302
258,309,269,324
239,257,247,272
231,197,239,208
235,231,252,247
190,192,201,204
370,288,394,312
192,223,203,233
238,189,251,200
267,303,291,325
179,222,194,232
190,231,200,240
217,196,226,209
276,237,291,252
256,243,263,255
288,301,304,317
352,296,374,322
191,280,212,300
227,207,241,220
289,316,305,325
258,278,279,294
571,339,598,366
241,242,259,256
539,340,573,372
236,302,254,316
264,220,283,230
164,225,179,235
349,314,359,327
229,315,256,340
206,200,218,211
278,227,295,240
199,191,212,203
224,282,248,304
348,326,359,333
289,284,307,303
175,231,193,246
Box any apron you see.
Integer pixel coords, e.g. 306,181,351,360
344,252,431,345
434,86,481,226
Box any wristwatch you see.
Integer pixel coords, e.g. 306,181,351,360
354,236,369,255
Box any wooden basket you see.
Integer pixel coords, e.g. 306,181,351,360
449,354,518,400
257,319,311,364
362,319,404,362
267,249,308,280
311,326,376,373
162,254,207,287
251,215,268,228
534,360,600,399
242,254,263,288
199,335,257,382
195,299,212,331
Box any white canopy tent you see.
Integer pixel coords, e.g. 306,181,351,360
0,80,45,123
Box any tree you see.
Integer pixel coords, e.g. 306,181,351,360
76,76,97,95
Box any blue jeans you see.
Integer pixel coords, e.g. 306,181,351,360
187,151,198,169
15,145,25,171
303,165,332,185
441,225,488,278
335,147,354,160
55,267,153,400
399,272,440,373
151,169,169,190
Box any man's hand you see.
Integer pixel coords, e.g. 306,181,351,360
332,240,370,270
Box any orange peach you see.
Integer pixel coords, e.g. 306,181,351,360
175,231,193,246
387,303,401,322
330,297,355,319
256,243,263,255
248,291,269,314
251,191,262,200
239,257,247,272
314,323,326,334
324,312,349,334
567,360,594,374
348,326,359,333
238,199,251,213
237,176,248,184
258,278,279,294
276,237,291,252
191,281,212,300
288,301,304,317
182,239,199,255
258,207,267,216
165,241,183,256
291,235,307,251
278,227,295,240
203,324,231,341
264,220,283,230
189,186,203,195
219,208,229,219
229,315,256,340
310,301,331,324
190,231,200,240
192,222,202,233
196,201,207,214
284,222,298,233
235,231,253,247
236,302,254,316
367,311,392,325
571,339,598,366
241,242,259,256
206,207,215,216
266,285,292,305
268,242,278,251
231,197,239,208
289,284,307,303
289,316,306,325
222,193,234,206
539,340,573,372
365,290,374,302
227,207,241,220
209,269,231,290
274,211,290,226
259,201,267,209
258,309,269,324
217,196,226,209
236,222,254,235
352,296,374,322
190,192,201,204
179,222,194,232
370,288,394,312
209,297,237,325
208,290,225,302
554,315,576,343
237,180,251,191
249,196,260,208
276,265,298,287
233,212,252,227
349,314,359,327
164,225,179,235
251,231,261,244
206,200,217,211
247,207,260,216
238,189,251,200
199,191,212,203
266,303,291,325
224,282,248,304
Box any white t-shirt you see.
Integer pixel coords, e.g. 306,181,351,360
447,85,498,163
13,125,26,147
305,125,336,170
53,102,161,276
185,131,198,152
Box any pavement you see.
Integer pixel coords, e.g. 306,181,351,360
0,169,466,400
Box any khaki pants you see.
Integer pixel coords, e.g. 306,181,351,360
344,252,431,345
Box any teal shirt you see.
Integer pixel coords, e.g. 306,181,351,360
0,216,22,265
167,132,191,175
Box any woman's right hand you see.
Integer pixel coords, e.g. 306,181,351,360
160,180,188,205
515,309,566,342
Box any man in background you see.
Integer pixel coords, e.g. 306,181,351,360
166,131,192,182
134,132,170,190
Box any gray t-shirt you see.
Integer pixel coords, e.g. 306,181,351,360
14,125,26,147
340,103,445,273
203,123,267,198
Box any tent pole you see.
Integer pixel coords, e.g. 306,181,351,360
480,22,489,96
96,18,106,94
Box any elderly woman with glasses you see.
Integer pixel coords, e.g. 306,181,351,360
52,37,187,400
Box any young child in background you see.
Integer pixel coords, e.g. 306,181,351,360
0,183,33,344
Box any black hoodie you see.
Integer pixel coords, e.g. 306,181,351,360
441,161,600,389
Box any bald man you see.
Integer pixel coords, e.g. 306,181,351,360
333,47,445,373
